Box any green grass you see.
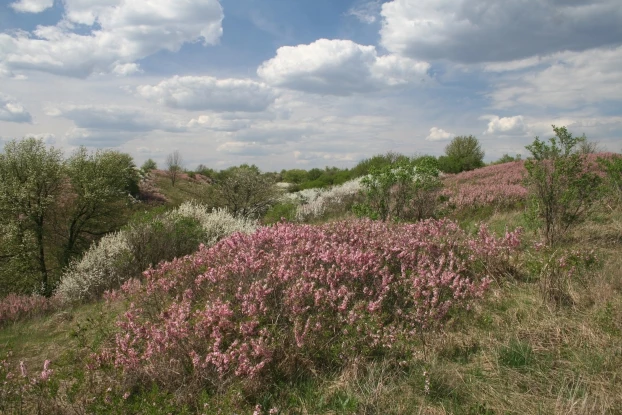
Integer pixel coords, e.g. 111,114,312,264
152,171,209,206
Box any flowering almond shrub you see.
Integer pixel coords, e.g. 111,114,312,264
442,161,527,210
0,294,61,327
103,219,521,395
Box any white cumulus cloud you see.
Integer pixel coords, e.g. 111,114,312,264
0,93,32,123
481,115,527,135
136,76,277,112
9,0,54,13
0,0,223,77
490,46,622,109
425,127,454,141
257,39,430,95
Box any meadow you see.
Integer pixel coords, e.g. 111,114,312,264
1,134,621,414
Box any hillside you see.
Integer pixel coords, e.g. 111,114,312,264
1,156,621,414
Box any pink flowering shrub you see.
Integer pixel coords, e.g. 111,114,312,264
442,153,615,212
0,294,61,327
101,219,521,394
1,354,58,413
442,161,527,210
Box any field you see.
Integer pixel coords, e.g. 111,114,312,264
1,159,621,415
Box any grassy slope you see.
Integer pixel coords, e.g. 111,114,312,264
2,168,621,414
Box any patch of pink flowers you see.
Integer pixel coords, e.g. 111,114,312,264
442,161,528,210
442,153,615,211
104,219,521,392
0,294,60,327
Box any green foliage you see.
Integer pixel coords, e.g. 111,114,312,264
141,158,157,172
523,126,603,246
493,153,522,165
59,147,139,267
350,151,410,177
0,139,139,296
598,154,622,204
263,202,297,224
280,168,308,184
498,339,534,369
196,164,217,179
208,165,280,218
439,135,485,173
124,212,205,277
0,138,64,295
354,156,442,221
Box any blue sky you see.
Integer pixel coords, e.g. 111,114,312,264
1,0,621,171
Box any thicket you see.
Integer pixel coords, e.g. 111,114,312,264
0,138,139,296
523,126,603,246
98,219,521,404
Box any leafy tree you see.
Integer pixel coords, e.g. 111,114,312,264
55,147,139,267
209,165,280,218
351,151,410,177
0,138,64,295
166,150,183,187
281,169,308,184
524,126,602,246
141,158,157,171
354,157,442,221
439,135,485,173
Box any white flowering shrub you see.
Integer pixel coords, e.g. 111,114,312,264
173,202,257,246
56,231,132,303
293,178,363,222
57,202,258,303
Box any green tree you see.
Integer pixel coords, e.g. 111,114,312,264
354,156,442,222
141,158,157,171
56,147,139,267
0,138,64,295
210,165,279,218
439,135,485,173
524,126,602,246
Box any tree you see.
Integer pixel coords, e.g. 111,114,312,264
0,138,64,295
55,147,139,267
166,150,183,187
354,156,442,222
524,126,602,246
210,165,279,218
439,135,485,173
141,158,157,171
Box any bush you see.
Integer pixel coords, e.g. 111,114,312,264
598,154,622,205
56,231,133,303
100,219,522,398
524,126,603,246
0,293,61,327
354,157,441,222
439,136,485,173
292,178,363,222
56,202,257,303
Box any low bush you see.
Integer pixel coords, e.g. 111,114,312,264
0,294,61,327
291,178,363,222
99,219,522,402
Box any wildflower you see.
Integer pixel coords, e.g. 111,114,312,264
40,360,53,381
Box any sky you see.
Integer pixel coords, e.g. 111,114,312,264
1,0,621,171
